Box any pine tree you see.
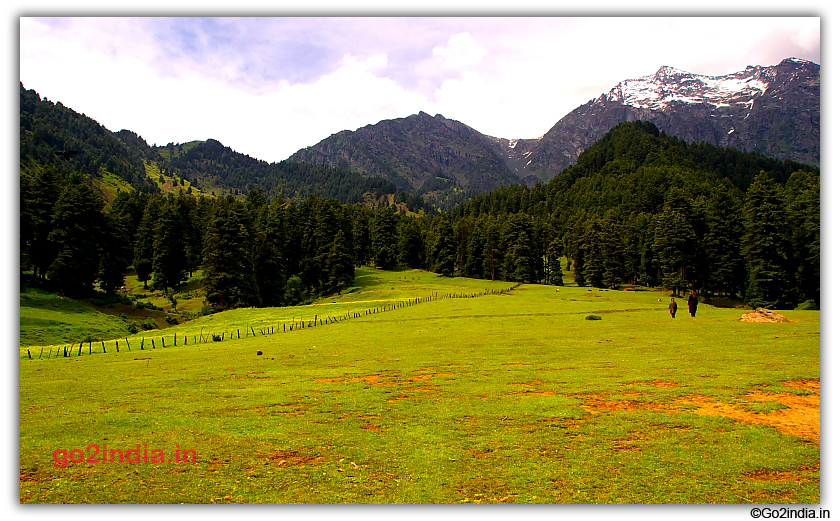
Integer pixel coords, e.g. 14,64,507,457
326,229,355,293
134,196,161,289
742,172,796,309
98,212,133,295
703,186,745,298
352,207,373,267
153,199,188,290
430,219,456,277
482,220,501,281
47,173,104,297
785,171,820,306
600,209,624,289
25,166,63,280
464,224,486,278
398,217,426,269
654,207,696,296
547,237,565,286
203,197,260,309
581,217,605,288
253,200,286,307
506,231,535,283
371,207,398,270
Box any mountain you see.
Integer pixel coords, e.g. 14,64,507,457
288,111,523,193
512,58,820,180
155,139,415,208
19,83,418,209
288,58,818,191
19,83,159,193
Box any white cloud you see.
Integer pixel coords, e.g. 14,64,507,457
214,53,432,161
432,32,488,70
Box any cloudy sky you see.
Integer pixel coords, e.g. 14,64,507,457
18,14,819,163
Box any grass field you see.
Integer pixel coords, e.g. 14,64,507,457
19,268,820,504
19,287,130,348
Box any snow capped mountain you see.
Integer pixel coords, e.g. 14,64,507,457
505,58,819,180
605,65,773,111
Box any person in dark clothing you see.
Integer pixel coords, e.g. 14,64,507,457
669,297,678,318
687,291,699,318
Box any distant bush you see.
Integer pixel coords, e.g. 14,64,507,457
165,315,179,325
585,315,602,321
140,318,158,330
133,301,163,311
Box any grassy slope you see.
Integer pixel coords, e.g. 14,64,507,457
19,288,129,347
145,162,212,198
19,269,820,504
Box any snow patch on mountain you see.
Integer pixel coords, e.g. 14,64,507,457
605,64,772,111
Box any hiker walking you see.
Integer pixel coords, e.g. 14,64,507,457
687,291,699,318
668,297,678,318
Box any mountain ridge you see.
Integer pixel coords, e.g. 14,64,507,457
289,58,818,190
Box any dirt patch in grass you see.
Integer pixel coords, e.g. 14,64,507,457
678,379,820,444
315,371,452,386
20,468,47,483
626,380,679,388
505,380,556,397
744,464,819,483
782,379,820,393
243,402,310,416
505,390,557,397
581,399,681,415
264,450,326,467
574,380,819,443
612,430,648,452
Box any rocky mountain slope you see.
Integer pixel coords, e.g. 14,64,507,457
289,111,523,193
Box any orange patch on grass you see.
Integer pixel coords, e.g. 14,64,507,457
678,379,820,444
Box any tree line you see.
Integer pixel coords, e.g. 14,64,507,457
20,121,819,312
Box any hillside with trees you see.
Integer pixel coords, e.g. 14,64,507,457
19,83,159,193
444,122,819,309
20,96,819,312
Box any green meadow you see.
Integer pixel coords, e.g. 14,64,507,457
19,268,820,503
